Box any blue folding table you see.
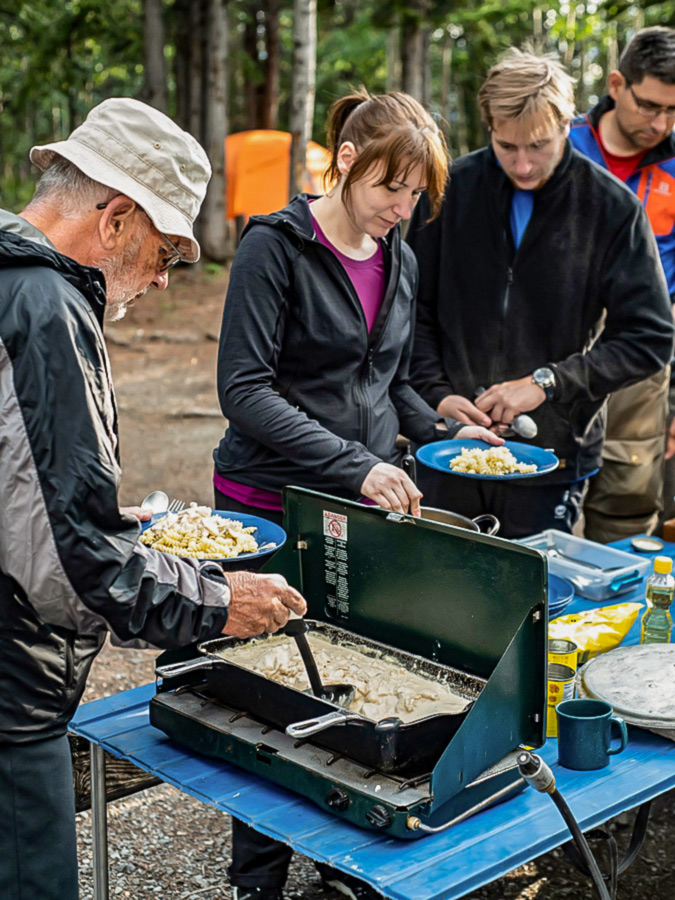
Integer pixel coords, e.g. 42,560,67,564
70,537,675,900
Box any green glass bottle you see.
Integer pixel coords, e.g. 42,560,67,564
641,555,674,644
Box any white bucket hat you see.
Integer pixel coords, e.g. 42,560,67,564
30,98,212,263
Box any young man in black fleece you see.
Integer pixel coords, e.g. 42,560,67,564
407,49,674,538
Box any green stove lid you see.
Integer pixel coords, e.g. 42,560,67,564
266,487,548,683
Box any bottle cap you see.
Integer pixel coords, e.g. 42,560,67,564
653,556,673,574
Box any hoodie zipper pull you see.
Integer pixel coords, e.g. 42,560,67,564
368,349,374,385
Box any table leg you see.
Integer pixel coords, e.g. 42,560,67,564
90,742,109,900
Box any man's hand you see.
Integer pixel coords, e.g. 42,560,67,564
223,572,307,638
667,418,675,461
455,426,505,446
121,506,153,522
437,394,492,427
361,462,423,516
474,376,546,424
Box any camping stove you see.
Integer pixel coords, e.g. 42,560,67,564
151,487,548,838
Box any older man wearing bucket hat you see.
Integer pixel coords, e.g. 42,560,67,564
0,98,306,900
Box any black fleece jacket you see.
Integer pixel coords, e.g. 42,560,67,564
407,141,674,483
213,195,457,497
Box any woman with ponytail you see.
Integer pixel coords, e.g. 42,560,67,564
212,87,500,900
213,89,500,533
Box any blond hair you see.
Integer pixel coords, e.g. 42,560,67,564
478,49,575,131
324,87,449,219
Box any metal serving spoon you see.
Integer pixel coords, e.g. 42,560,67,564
474,387,538,439
140,490,170,514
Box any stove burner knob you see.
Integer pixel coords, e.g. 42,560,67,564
366,805,392,829
326,788,350,812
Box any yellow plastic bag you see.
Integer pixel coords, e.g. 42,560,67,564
549,603,642,666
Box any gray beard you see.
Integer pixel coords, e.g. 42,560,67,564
98,232,149,322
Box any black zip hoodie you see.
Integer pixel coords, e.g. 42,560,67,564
407,141,674,483
213,195,456,497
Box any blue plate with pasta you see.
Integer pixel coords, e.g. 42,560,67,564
416,439,559,480
140,507,286,565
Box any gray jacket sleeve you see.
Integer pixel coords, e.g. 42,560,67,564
0,271,230,649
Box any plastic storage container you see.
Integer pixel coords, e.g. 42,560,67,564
518,529,650,602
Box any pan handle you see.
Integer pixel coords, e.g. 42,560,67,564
471,514,500,536
401,453,417,485
155,658,215,679
285,709,364,738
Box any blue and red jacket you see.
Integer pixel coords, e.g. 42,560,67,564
571,95,675,299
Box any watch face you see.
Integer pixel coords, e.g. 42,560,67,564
534,367,554,386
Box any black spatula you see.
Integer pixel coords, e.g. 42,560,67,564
284,613,354,706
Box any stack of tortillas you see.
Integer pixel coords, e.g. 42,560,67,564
577,644,675,742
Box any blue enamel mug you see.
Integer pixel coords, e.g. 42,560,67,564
556,698,628,771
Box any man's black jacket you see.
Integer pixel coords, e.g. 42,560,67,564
214,195,456,497
407,141,674,483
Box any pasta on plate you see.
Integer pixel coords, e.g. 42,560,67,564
139,503,259,559
449,445,537,476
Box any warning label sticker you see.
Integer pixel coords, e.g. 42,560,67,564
323,510,348,542
323,511,349,618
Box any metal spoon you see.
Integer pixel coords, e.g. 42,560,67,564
474,387,538,439
140,490,169,514
507,413,538,440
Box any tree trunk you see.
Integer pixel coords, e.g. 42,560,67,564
421,27,431,107
386,25,400,92
288,0,317,201
244,8,259,130
189,0,205,143
260,0,280,130
174,0,191,130
201,0,231,262
440,32,454,143
142,0,168,112
400,2,425,101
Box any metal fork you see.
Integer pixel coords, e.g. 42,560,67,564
168,499,186,513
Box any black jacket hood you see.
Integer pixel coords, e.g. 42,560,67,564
244,193,400,254
0,227,108,325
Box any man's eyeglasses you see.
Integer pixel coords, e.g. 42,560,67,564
95,196,186,274
629,85,675,120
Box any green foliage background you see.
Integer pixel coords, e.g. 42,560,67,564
1,0,674,211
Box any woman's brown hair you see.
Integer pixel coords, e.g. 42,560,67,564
324,87,449,219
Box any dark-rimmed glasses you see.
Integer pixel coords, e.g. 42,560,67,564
629,85,675,120
95,195,186,274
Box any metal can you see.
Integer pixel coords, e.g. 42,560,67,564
548,638,578,672
546,662,575,738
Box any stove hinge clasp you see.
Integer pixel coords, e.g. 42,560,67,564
386,512,413,524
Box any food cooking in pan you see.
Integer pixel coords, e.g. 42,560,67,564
217,634,471,723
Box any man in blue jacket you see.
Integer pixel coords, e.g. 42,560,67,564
570,26,675,541
0,98,305,900
408,49,674,538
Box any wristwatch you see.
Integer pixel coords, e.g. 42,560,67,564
532,367,556,401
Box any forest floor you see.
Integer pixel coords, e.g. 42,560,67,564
76,266,675,899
